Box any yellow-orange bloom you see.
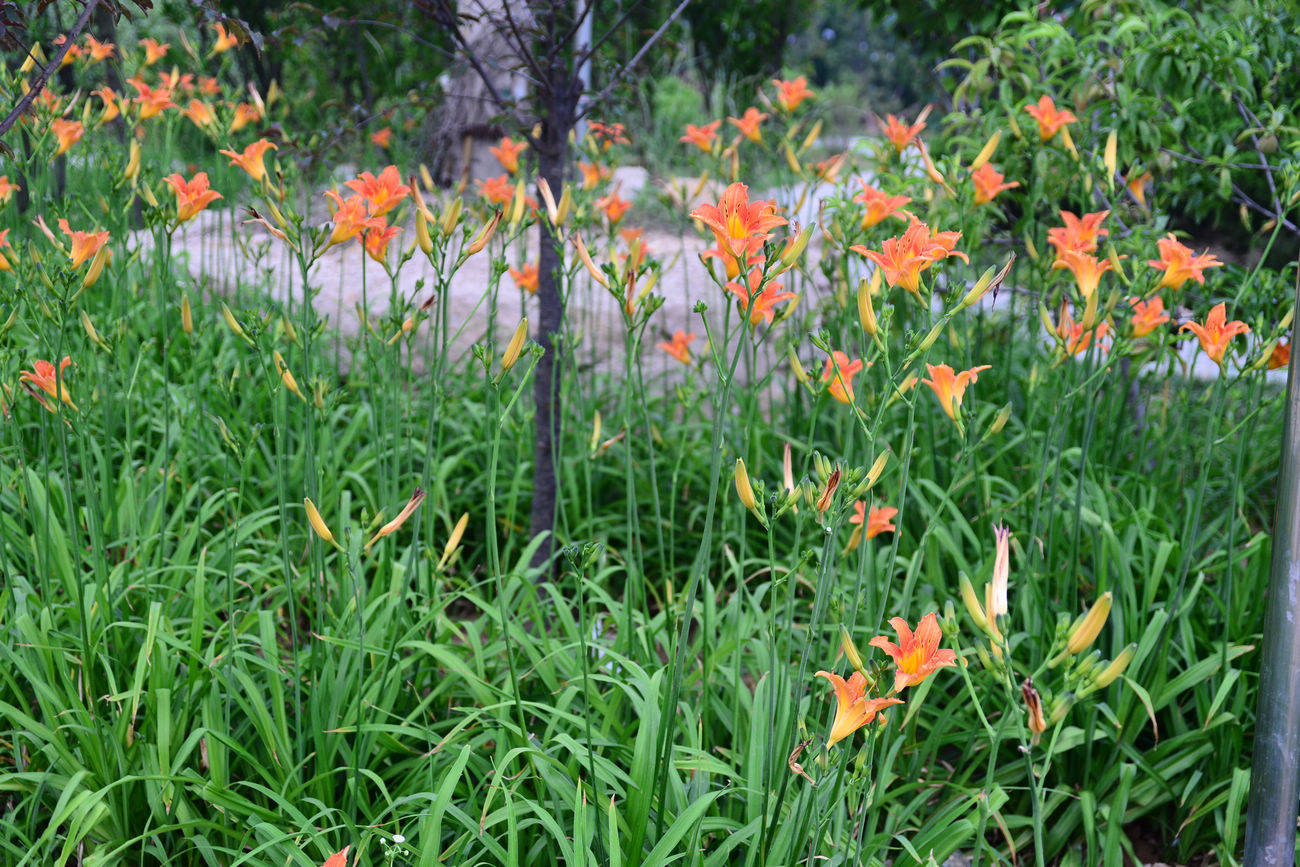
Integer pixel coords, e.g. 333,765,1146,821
19,356,77,411
1129,296,1170,338
1269,340,1291,371
814,670,903,747
923,363,990,420
509,262,539,294
680,121,721,152
1053,249,1114,299
477,174,515,207
970,162,1019,205
588,121,629,150
53,35,81,67
1047,209,1109,258
1180,302,1250,367
0,228,11,272
93,86,121,123
85,35,115,63
221,139,277,183
1148,233,1223,291
1024,95,1077,141
49,119,83,156
726,267,795,326
140,38,169,65
362,220,401,265
1055,303,1111,356
596,191,632,225
822,350,865,404
1127,171,1153,209
324,190,382,247
345,166,410,217
129,78,174,120
370,127,394,149
320,846,350,867
728,107,769,143
852,182,911,229
869,613,957,694
212,22,240,54
657,330,697,365
773,76,814,112
0,176,19,205
229,103,261,133
851,220,965,297
880,112,925,152
163,172,223,223
690,182,787,261
181,99,217,129
577,161,610,190
58,218,110,267
198,76,222,97
851,502,898,539
489,137,528,174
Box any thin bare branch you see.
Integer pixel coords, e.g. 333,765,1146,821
577,0,691,122
0,0,103,143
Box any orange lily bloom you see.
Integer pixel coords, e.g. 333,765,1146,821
1128,296,1170,337
324,190,382,246
212,22,240,54
140,38,170,65
129,78,174,120
58,219,110,267
181,99,217,129
690,182,787,261
657,330,697,365
1053,249,1114,299
680,121,721,153
19,357,77,411
578,161,610,190
0,228,12,271
1024,95,1076,142
588,121,629,150
199,76,222,97
728,107,769,143
164,172,223,223
1269,340,1290,371
1055,303,1111,356
773,76,815,112
345,166,410,217
852,182,911,229
34,88,63,116
970,162,1019,205
822,350,865,404
94,86,121,124
814,670,903,748
85,35,115,63
880,112,925,152
363,220,401,265
221,139,277,183
726,268,796,326
509,263,539,294
0,176,19,205
159,70,195,93
596,191,632,225
1127,170,1153,208
229,103,262,133
489,137,528,174
1148,233,1223,291
1180,302,1250,367
851,221,965,297
53,35,82,67
1047,210,1109,258
851,502,898,539
477,174,515,207
49,119,84,156
923,363,991,420
320,847,350,867
869,613,957,694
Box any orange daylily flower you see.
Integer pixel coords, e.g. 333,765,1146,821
728,107,769,143
869,613,957,694
596,191,632,225
1128,296,1170,338
852,182,911,229
851,220,965,296
690,182,787,261
477,174,515,207
199,76,222,97
84,35,115,63
489,137,528,174
1055,303,1111,356
34,88,63,116
680,121,721,153
773,76,815,112
221,139,277,183
814,670,903,748
814,154,847,182
49,119,84,156
94,86,121,123
970,163,1019,205
851,502,898,539
1180,302,1250,367
1047,210,1109,258
320,847,350,867
578,161,610,190
57,219,109,267
212,22,241,54
181,99,216,129
822,350,865,404
363,220,401,265
726,268,796,326
229,103,261,133
19,357,77,411
370,127,393,149
159,70,195,93
53,35,81,67
129,78,174,120
1127,171,1153,209
0,176,19,205
1024,95,1077,142
657,330,697,365
164,172,223,223
1269,340,1290,371
880,112,926,152
923,363,991,420
345,166,410,217
1148,233,1223,291
588,121,629,150
324,190,383,246
510,263,539,294
140,38,169,65
0,228,12,272
1053,249,1114,299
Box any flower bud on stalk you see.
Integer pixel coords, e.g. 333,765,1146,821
735,458,757,510
439,512,470,570
959,573,990,632
990,524,1011,619
304,497,342,550
857,276,878,337
365,488,427,553
816,467,840,514
788,347,810,385
968,129,1002,171
1066,591,1112,655
440,196,464,235
498,317,529,377
180,293,194,335
1103,130,1118,190
1022,678,1047,744
959,254,1015,310
82,245,111,290
840,626,867,675
1090,644,1137,690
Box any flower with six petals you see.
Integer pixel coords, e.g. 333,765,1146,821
1180,302,1249,367
1024,95,1077,142
923,363,991,420
869,613,957,694
814,670,903,747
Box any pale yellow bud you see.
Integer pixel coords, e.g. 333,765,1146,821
304,497,341,549
1066,592,1113,655
734,458,757,510
840,626,866,674
968,129,1002,171
439,512,470,570
1091,643,1137,688
1103,130,1117,189
220,303,252,344
365,488,427,553
181,293,194,335
857,277,878,337
959,572,989,632
82,245,111,289
273,350,305,400
499,318,529,376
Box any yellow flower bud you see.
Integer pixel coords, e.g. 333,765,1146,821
788,346,809,385
304,497,341,549
589,410,602,454
123,141,141,183
840,626,866,674
1103,130,1117,189
181,293,194,335
439,512,470,569
778,225,812,272
1091,643,1136,689
419,164,436,192
987,403,1012,436
968,129,1002,171
782,142,802,175
734,458,757,510
415,209,433,255
857,277,878,337
1066,591,1112,655
139,182,159,208
82,245,111,289
273,350,305,400
555,186,573,227
81,309,108,350
865,452,888,488
1060,125,1079,161
499,317,529,376
365,488,426,553
537,176,559,225
959,573,989,632
220,303,252,344
440,196,464,236
960,254,1015,310
573,233,609,289
460,208,501,261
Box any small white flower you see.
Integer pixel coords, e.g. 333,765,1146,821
392,834,405,844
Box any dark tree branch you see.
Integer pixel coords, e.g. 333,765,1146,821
575,0,690,122
0,0,102,143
